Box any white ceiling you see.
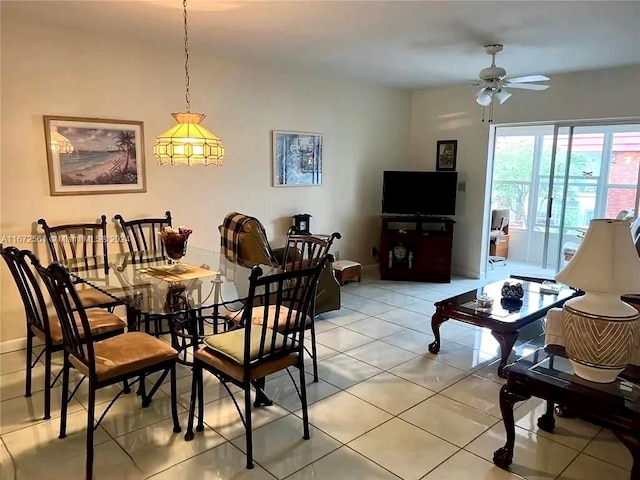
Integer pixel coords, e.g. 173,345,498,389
9,0,640,88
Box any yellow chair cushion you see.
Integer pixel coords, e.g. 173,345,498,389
202,327,286,364
69,332,177,382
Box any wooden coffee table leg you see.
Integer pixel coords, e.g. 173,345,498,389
493,383,531,469
612,430,640,479
428,311,447,354
491,330,519,378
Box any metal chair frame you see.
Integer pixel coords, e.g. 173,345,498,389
114,211,172,255
37,216,122,310
0,246,125,420
184,256,328,469
32,258,180,480
282,232,340,382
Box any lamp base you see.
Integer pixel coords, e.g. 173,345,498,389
568,361,624,384
562,304,640,383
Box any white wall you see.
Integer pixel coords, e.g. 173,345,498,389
0,4,411,343
409,65,640,278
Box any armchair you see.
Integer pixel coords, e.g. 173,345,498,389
218,212,341,315
489,208,509,265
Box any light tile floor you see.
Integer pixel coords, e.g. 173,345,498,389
0,270,633,479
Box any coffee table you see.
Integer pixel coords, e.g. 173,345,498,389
493,346,640,479
428,278,579,377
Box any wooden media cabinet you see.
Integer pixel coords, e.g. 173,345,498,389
379,216,454,283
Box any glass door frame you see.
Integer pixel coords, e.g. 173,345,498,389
484,116,640,278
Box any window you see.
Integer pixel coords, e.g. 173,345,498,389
493,126,640,238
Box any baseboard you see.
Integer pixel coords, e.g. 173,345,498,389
451,266,481,279
0,336,42,354
363,262,480,280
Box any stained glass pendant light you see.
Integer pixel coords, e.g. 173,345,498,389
154,0,224,166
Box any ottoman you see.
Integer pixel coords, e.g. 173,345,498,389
332,260,361,286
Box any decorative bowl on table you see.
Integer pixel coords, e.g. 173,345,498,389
501,281,524,299
158,226,192,272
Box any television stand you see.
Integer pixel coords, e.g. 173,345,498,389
379,215,454,283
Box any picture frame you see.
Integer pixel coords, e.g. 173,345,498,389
436,139,458,171
272,130,322,187
43,116,146,196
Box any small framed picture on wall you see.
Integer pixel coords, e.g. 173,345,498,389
436,140,457,171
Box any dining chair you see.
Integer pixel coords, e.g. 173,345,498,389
224,230,340,383
281,233,340,382
114,211,175,335
114,211,203,341
114,211,172,254
0,245,126,420
184,255,329,469
32,257,181,480
37,216,123,311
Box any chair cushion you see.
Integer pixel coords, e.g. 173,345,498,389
562,242,580,255
222,305,311,332
332,260,361,271
69,331,177,382
202,327,286,364
195,345,298,382
31,309,126,346
76,284,122,308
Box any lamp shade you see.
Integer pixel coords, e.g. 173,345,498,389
476,88,493,107
555,219,640,294
495,89,512,104
153,112,224,166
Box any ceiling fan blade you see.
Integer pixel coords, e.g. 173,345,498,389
505,82,550,91
507,75,550,83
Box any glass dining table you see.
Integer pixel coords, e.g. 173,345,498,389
60,247,262,363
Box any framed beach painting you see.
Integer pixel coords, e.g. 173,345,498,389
272,130,322,187
43,116,146,196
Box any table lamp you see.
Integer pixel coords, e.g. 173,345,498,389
555,219,640,383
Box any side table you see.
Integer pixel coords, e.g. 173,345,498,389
493,346,640,479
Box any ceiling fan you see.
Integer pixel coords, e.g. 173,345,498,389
474,44,550,122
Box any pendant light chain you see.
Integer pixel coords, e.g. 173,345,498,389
183,0,190,113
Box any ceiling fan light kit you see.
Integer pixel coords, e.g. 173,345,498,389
473,43,550,122
476,88,493,107
495,89,512,104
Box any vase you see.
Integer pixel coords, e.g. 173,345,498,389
161,232,190,273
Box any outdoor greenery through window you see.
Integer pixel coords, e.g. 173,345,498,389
492,125,640,238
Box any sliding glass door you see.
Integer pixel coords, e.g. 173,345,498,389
491,120,640,274
542,123,640,271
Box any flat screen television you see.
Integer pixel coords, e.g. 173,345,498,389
382,171,458,216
